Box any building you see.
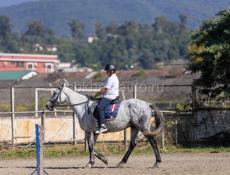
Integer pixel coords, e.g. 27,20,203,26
0,70,37,81
0,53,60,73
87,36,98,43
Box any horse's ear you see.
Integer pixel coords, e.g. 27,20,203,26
62,79,69,87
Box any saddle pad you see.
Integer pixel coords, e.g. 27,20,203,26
104,102,121,120
93,102,121,121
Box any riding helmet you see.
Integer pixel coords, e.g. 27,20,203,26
104,64,116,72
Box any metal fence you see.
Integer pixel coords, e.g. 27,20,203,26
0,84,194,147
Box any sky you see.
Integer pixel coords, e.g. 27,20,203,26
0,0,37,7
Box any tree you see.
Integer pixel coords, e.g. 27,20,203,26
138,50,155,69
23,20,51,44
94,21,105,39
188,9,230,96
0,16,19,52
0,16,12,40
21,20,56,52
106,21,118,35
177,14,189,56
179,13,187,32
69,19,85,41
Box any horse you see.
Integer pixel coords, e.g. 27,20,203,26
46,83,163,168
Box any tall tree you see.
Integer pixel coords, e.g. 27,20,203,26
22,20,48,44
0,16,12,40
20,20,56,52
25,21,45,36
188,9,230,96
94,21,105,39
106,21,118,35
69,19,85,41
177,14,189,56
179,13,187,32
0,16,19,52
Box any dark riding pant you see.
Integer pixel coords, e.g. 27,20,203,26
97,97,111,126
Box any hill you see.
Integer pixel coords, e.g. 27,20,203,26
0,0,37,7
0,0,229,35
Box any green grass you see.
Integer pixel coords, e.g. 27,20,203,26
164,145,230,153
0,143,230,159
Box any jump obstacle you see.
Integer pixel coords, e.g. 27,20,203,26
30,111,49,175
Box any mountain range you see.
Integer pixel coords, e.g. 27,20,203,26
0,0,229,35
0,0,37,7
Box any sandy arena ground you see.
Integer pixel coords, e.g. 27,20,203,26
0,153,229,175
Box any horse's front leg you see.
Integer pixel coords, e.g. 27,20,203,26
93,133,108,165
94,150,108,165
85,131,95,168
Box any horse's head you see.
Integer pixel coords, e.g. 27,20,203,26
46,85,67,111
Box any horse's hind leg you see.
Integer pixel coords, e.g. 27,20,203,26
116,127,139,168
147,136,161,168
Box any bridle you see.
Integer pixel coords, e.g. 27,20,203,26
47,86,90,112
47,87,63,110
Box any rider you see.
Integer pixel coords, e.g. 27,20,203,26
94,64,119,134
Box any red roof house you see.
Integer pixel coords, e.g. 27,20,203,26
0,53,60,73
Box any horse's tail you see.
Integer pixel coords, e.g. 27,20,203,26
143,105,164,136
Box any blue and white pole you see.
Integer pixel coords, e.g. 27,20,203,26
35,124,41,174
30,111,48,175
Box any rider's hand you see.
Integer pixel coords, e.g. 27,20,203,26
89,95,96,100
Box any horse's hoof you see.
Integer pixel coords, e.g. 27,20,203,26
100,157,109,165
84,163,94,169
152,162,160,168
104,159,109,165
116,162,125,168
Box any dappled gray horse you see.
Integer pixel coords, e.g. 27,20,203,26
46,84,163,168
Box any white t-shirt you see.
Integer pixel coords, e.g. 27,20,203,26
103,74,119,100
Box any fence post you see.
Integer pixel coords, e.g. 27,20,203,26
133,84,137,99
161,128,165,150
175,120,178,145
73,86,77,144
191,85,197,141
35,88,38,118
41,111,45,143
160,111,165,150
121,90,128,150
11,87,15,146
40,112,45,175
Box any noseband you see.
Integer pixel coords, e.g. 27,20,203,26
48,87,63,109
49,87,90,112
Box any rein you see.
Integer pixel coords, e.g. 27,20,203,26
51,87,92,114
57,99,89,107
56,94,91,114
57,91,91,107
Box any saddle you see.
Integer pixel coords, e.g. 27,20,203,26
92,97,121,121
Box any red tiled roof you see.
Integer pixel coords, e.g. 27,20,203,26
29,66,186,83
0,53,59,63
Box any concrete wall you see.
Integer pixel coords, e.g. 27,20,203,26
196,110,230,140
1,110,229,145
175,110,230,144
0,118,12,142
0,116,130,144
